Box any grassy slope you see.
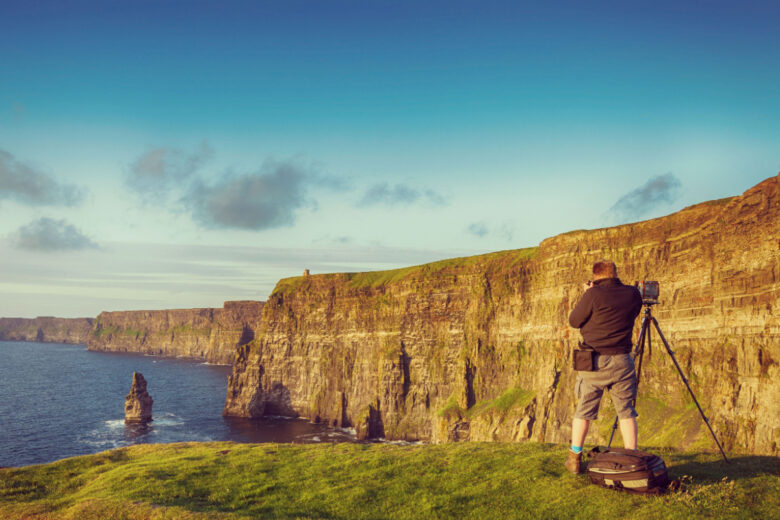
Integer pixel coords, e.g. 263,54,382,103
1,442,777,520
271,246,539,296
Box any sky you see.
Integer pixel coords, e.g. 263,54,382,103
1,0,778,318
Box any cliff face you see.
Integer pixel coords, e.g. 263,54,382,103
88,301,264,364
0,317,94,344
224,175,780,456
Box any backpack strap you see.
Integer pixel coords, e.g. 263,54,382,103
586,446,602,459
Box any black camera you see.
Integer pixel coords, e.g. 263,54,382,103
636,280,660,305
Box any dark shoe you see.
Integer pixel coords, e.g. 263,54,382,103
564,450,583,474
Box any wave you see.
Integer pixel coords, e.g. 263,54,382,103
153,418,184,426
380,439,425,446
103,419,125,429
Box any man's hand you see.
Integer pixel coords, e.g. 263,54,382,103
583,281,592,292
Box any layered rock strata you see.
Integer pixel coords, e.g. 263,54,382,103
125,372,153,423
88,301,264,364
0,317,94,344
224,175,780,455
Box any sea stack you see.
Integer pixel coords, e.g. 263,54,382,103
124,372,153,423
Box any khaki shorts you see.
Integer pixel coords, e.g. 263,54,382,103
574,353,638,420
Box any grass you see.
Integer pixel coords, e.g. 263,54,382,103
169,324,211,336
1,442,777,520
94,326,144,338
594,393,715,453
345,247,539,289
436,394,462,419
270,247,539,297
270,276,312,297
93,324,209,340
436,387,535,423
467,387,536,420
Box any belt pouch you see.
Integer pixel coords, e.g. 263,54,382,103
573,347,595,371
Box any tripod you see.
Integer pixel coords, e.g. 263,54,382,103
606,303,730,463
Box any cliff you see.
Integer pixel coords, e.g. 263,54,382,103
224,174,780,456
88,300,264,364
0,316,94,344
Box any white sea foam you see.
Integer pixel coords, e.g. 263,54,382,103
153,419,182,426
79,424,134,451
188,433,216,442
381,439,426,446
104,419,125,429
152,412,184,426
81,438,125,449
294,433,328,443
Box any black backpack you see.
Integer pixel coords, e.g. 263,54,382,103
586,447,671,495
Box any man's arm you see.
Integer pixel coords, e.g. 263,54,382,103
569,289,594,329
630,286,643,319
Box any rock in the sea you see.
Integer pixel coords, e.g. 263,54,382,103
124,372,153,423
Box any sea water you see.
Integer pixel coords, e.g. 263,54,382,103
0,341,356,467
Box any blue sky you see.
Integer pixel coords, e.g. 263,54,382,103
1,0,778,317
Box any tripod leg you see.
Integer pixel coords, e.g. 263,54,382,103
608,315,648,448
634,336,646,403
646,318,652,360
651,317,730,463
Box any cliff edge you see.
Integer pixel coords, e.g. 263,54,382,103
0,317,94,344
88,300,264,364
224,174,779,455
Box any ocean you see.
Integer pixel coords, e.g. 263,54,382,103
0,341,356,467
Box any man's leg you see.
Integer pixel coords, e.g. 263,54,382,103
619,417,637,450
609,354,638,450
565,418,590,474
572,417,590,448
568,373,602,474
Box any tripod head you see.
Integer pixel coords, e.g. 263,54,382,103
641,303,657,318
636,280,660,306
641,303,658,318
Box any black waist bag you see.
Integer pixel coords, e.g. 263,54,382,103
586,447,670,495
573,342,595,371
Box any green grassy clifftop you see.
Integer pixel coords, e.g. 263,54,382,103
1,442,777,519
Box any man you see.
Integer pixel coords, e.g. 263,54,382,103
565,260,642,474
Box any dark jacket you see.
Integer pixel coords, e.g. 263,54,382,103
568,278,642,354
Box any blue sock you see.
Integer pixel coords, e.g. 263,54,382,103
570,445,583,454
